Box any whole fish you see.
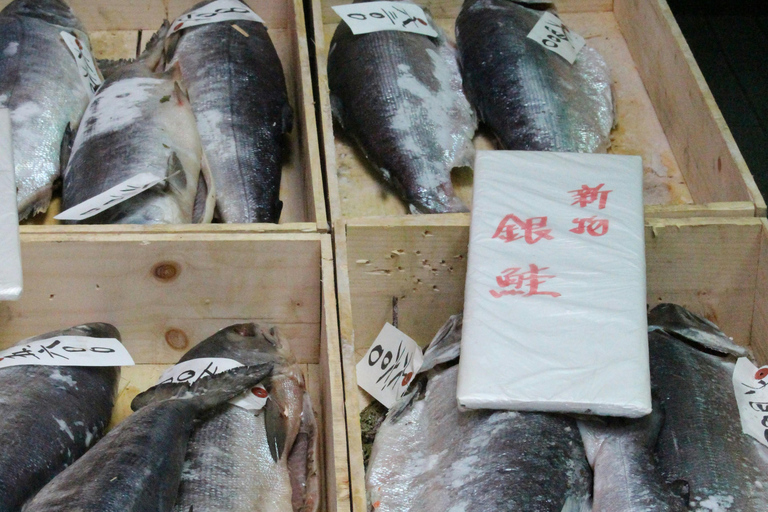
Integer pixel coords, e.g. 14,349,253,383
172,323,319,512
327,1,476,214
456,0,614,152
0,0,94,219
62,23,213,224
0,323,120,512
366,315,592,511
22,363,273,512
165,0,292,223
649,304,768,511
579,404,689,512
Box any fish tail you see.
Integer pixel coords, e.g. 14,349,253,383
130,363,273,412
140,19,171,71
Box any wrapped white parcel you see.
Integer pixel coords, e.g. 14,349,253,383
458,151,651,417
0,109,22,301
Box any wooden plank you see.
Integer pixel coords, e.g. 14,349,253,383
320,0,614,24
614,0,766,215
752,218,768,364
644,201,756,218
320,235,353,512
645,218,762,348
89,30,140,60
0,235,323,364
333,221,368,512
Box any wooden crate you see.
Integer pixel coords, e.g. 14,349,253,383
334,216,768,510
311,0,766,223
0,0,328,232
0,232,351,512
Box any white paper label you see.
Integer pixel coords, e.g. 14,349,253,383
157,357,268,411
526,11,586,64
60,31,102,95
0,336,134,368
356,323,424,408
55,172,167,221
170,0,265,34
332,1,438,38
0,109,22,301
732,357,768,447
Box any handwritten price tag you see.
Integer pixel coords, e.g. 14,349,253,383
0,336,134,368
732,358,768,448
55,172,167,221
60,31,102,95
332,1,438,38
157,357,268,411
526,11,585,64
356,323,424,408
170,0,264,34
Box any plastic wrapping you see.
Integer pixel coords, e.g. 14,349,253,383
458,151,650,417
456,0,614,152
0,108,22,300
366,315,592,512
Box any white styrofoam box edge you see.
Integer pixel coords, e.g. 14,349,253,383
0,109,22,301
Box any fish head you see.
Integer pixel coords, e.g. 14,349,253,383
1,0,85,31
179,323,294,367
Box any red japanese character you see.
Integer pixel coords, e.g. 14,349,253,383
492,214,554,244
569,184,612,209
490,264,561,298
570,216,609,236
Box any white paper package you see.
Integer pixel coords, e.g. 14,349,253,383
458,151,650,417
0,109,22,301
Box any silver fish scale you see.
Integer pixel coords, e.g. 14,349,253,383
366,365,592,511
456,0,614,152
169,17,291,223
0,6,90,219
328,12,476,214
175,404,293,512
651,331,768,511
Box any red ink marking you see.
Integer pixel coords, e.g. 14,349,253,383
490,264,561,298
402,372,413,386
756,368,768,380
492,214,553,244
252,387,269,398
569,184,612,209
570,216,609,237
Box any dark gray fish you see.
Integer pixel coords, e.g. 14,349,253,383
165,0,292,223
0,323,120,512
579,403,689,512
62,23,213,225
0,0,94,219
455,0,614,151
172,323,319,512
22,364,273,512
327,0,476,214
649,304,768,511
366,315,592,511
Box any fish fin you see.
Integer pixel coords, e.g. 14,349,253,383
172,80,190,105
389,375,427,422
130,363,273,411
165,152,188,193
140,20,171,71
330,94,345,130
266,393,289,462
419,314,462,372
282,102,294,134
648,303,750,357
59,122,74,172
288,392,320,512
193,151,216,223
560,495,591,512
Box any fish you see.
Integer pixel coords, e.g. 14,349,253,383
366,314,592,511
327,0,476,214
0,0,95,219
648,304,768,511
22,363,273,512
0,323,120,512
61,22,214,225
171,323,319,512
578,403,689,512
165,0,293,223
455,0,614,152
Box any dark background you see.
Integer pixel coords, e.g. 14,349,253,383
667,0,768,204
